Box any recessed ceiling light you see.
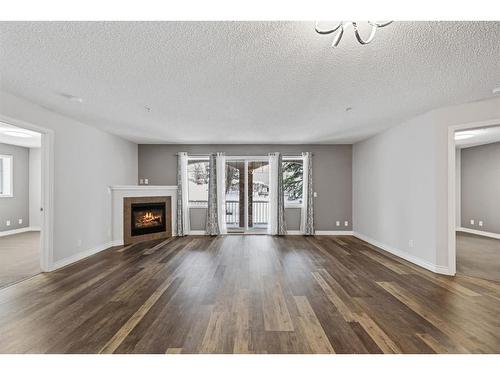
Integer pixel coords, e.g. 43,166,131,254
2,130,32,138
345,107,352,112
145,106,152,112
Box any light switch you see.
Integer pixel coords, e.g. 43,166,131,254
344,221,349,227
18,219,23,224
139,178,144,184
144,178,149,185
6,220,10,226
479,221,483,227
470,219,475,225
336,221,340,227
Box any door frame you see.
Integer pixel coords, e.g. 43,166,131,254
226,156,269,232
0,114,54,272
447,118,500,276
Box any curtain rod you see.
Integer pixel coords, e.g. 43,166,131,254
177,153,309,157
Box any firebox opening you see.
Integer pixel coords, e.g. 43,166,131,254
131,202,166,236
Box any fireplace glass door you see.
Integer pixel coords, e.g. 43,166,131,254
131,202,166,236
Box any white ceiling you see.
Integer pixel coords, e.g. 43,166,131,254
0,21,499,144
0,122,41,148
455,125,500,148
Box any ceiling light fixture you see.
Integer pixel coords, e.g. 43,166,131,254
315,21,393,48
2,130,33,138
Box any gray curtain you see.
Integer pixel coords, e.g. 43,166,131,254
176,152,187,236
206,153,220,235
303,152,314,235
277,153,287,235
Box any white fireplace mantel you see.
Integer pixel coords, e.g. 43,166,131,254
110,185,178,246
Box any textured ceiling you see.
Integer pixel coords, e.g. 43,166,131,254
0,21,499,144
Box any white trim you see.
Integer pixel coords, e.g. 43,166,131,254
353,231,453,275
0,226,40,237
0,114,54,273
457,227,500,240
286,230,303,235
50,241,114,271
189,230,207,235
188,204,208,209
447,118,500,277
109,185,177,191
315,230,354,235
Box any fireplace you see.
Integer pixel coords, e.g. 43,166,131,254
123,196,172,245
131,202,166,236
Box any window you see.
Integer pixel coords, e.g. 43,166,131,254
0,154,13,197
187,158,209,206
282,159,303,206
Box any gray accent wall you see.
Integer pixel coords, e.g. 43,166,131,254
138,144,352,231
0,142,29,231
460,142,500,234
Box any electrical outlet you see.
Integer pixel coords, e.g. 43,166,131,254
344,221,349,227
479,221,483,227
139,178,144,184
409,239,414,248
18,219,23,224
144,178,149,185
313,192,318,198
470,219,475,225
6,220,10,226
336,221,340,227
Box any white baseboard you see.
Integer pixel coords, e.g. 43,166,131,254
0,226,40,237
315,230,353,236
352,231,453,276
457,227,500,240
50,241,115,271
189,230,207,235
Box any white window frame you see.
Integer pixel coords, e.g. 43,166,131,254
0,154,13,198
282,156,305,209
187,156,210,208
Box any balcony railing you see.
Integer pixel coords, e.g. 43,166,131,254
225,200,269,226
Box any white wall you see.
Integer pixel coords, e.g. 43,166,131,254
353,113,439,270
0,90,138,267
29,147,41,229
353,96,500,274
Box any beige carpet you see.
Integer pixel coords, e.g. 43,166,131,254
0,230,41,289
457,231,500,282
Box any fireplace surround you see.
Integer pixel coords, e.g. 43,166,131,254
123,196,172,245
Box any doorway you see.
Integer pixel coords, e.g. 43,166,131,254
225,158,269,233
449,122,500,281
0,115,53,284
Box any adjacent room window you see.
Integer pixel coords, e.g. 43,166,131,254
187,158,209,206
282,158,303,206
0,154,13,197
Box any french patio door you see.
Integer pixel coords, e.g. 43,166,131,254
225,158,269,232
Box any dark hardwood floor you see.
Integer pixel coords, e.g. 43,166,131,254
1,235,499,354
457,231,500,282
0,231,41,289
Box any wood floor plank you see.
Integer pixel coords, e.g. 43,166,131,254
293,296,335,353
